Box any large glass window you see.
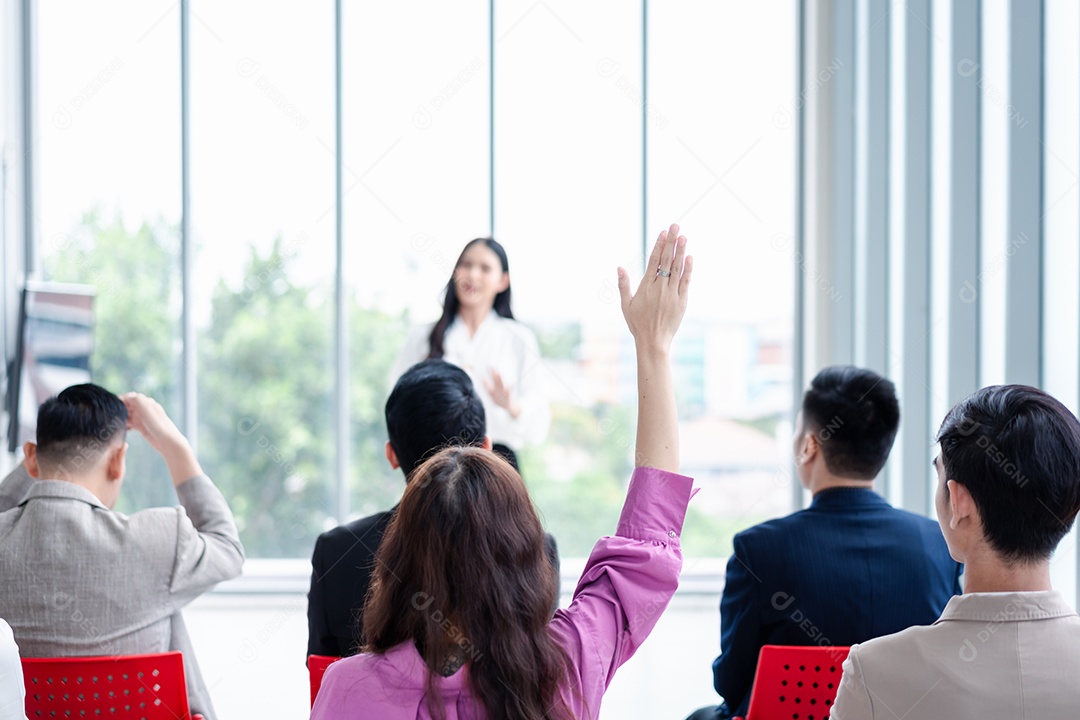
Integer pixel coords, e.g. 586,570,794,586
494,0,644,558
23,1,798,715
1043,0,1079,607
189,1,336,558
341,0,490,525
33,0,795,566
37,0,181,511
978,0,1009,387
648,1,797,559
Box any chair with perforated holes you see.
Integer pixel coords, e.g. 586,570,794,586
307,654,343,707
22,651,204,720
733,645,851,720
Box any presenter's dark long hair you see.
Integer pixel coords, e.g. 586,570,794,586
427,238,513,360
362,447,574,720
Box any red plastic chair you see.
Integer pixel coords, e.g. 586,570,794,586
308,654,343,707
22,651,204,719
735,645,851,720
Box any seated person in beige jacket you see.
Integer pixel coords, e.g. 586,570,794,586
0,384,244,720
832,384,1080,719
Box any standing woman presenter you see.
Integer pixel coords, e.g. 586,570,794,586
393,238,549,463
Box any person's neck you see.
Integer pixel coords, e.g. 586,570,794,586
809,475,874,496
959,546,1052,593
457,304,492,337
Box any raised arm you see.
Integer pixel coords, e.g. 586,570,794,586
123,393,244,601
548,225,694,715
618,223,692,473
122,393,203,486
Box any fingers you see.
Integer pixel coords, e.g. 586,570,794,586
670,232,688,283
617,267,633,313
679,255,694,296
646,231,665,277
657,224,678,274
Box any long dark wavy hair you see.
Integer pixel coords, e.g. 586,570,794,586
362,447,573,720
427,238,514,360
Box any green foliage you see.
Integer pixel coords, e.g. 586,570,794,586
44,212,179,512
45,213,729,560
44,218,426,556
534,323,582,361
346,304,409,520
680,508,740,559
522,403,632,554
195,239,336,556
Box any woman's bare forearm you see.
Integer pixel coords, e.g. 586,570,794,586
618,223,693,475
634,344,679,472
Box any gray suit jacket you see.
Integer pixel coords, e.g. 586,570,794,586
0,465,244,719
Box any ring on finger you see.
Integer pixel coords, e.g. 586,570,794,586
657,269,672,277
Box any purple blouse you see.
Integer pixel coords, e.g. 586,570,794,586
309,466,695,720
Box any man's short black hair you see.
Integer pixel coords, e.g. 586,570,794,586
385,360,486,479
802,366,900,479
937,385,1080,562
36,383,128,466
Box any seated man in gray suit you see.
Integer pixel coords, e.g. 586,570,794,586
0,384,244,720
832,385,1080,718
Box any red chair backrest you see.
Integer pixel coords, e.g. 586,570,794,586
22,651,195,719
308,654,343,707
744,645,850,720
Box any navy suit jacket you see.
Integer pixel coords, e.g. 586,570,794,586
711,487,962,718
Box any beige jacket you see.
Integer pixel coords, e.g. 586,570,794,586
0,465,244,719
832,590,1080,719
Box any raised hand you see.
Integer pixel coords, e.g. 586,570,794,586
617,224,693,473
617,223,693,352
122,393,185,452
122,392,203,486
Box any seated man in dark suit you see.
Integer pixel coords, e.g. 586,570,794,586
306,359,559,659
686,366,962,720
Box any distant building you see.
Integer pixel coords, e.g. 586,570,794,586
569,317,791,420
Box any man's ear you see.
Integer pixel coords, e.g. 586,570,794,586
946,479,975,530
385,441,400,470
799,431,819,465
482,435,493,451
23,442,40,478
106,442,128,482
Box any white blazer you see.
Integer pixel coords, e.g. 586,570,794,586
393,311,550,450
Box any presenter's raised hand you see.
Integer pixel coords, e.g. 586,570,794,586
617,223,693,351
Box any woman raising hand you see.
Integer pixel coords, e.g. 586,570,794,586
314,225,695,719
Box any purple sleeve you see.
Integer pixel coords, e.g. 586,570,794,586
548,466,695,717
